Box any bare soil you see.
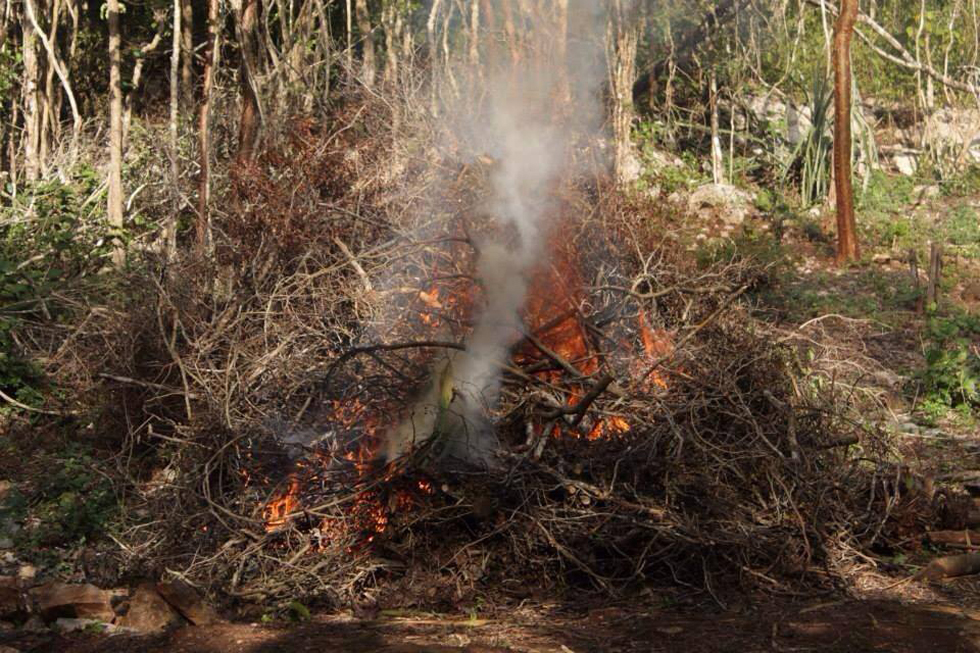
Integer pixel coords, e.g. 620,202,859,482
6,594,980,653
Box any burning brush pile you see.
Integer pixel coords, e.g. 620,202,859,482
100,15,925,610
116,171,903,608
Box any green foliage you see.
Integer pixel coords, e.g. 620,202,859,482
632,121,706,195
946,205,980,248
2,444,118,557
0,167,113,407
857,170,914,216
287,600,311,622
917,311,980,420
0,44,22,109
941,165,980,197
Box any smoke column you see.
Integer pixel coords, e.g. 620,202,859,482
382,1,609,464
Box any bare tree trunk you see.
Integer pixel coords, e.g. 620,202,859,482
21,4,40,181
180,0,194,109
833,0,860,264
167,0,181,258
107,0,125,265
606,0,639,185
235,0,261,162
501,0,519,64
710,70,724,184
355,0,375,87
382,0,401,85
554,0,568,102
468,0,479,67
427,0,444,111
197,0,219,254
7,98,18,194
346,0,353,79
312,0,333,101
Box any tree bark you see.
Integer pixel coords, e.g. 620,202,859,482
197,0,219,254
427,0,444,111
355,0,375,87
468,0,479,67
167,0,181,258
606,0,639,185
107,0,125,265
710,70,723,184
235,0,261,163
180,0,194,109
21,4,40,181
833,0,860,264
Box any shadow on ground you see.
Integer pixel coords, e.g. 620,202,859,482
6,596,980,653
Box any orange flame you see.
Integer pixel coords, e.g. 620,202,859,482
636,313,672,391
264,475,300,532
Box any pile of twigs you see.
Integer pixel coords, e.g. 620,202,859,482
53,98,940,609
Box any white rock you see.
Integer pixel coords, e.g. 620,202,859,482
893,152,918,176
687,183,756,226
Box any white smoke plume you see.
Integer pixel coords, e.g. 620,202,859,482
382,1,612,466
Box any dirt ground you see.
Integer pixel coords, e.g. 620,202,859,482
6,592,980,653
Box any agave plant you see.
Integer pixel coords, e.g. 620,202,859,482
782,72,833,207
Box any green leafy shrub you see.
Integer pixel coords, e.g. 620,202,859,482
0,166,113,407
857,170,914,216
941,164,980,197
917,312,980,419
946,205,980,247
7,444,118,553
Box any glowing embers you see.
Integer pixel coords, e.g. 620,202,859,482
587,415,631,441
634,313,674,392
264,475,300,532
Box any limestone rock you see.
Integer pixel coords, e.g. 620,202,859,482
893,152,918,176
687,183,756,227
117,583,183,633
156,579,219,625
31,582,114,622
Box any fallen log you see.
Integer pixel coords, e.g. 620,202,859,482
918,553,980,580
926,530,980,548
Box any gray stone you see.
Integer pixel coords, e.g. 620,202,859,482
913,184,941,200
893,152,918,176
687,183,756,227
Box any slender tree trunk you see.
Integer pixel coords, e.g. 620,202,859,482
197,0,219,254
235,0,261,162
167,0,181,258
833,0,860,264
382,0,399,85
346,0,353,79
468,0,479,67
606,0,639,185
427,0,443,111
355,0,375,87
180,0,194,109
107,0,125,265
21,4,40,181
710,70,724,184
